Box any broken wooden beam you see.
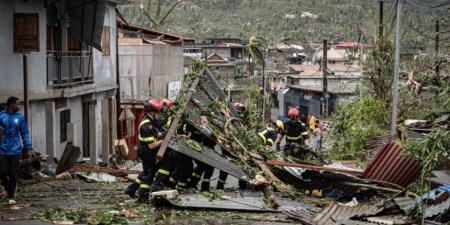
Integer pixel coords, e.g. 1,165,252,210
266,159,364,177
157,75,202,160
253,159,295,195
68,164,141,174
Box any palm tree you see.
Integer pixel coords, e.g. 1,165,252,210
139,0,183,31
248,36,268,123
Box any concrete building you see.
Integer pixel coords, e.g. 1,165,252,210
0,0,123,163
278,64,363,119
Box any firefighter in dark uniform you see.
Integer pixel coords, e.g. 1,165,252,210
276,107,309,152
125,99,164,202
185,116,217,192
150,118,195,192
216,120,285,190
258,120,284,146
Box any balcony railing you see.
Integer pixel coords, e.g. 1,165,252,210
47,51,93,88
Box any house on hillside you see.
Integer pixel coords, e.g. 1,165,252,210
278,64,362,119
267,43,306,73
207,53,236,80
313,47,348,65
0,0,125,163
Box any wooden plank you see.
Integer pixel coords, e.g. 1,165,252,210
254,159,295,195
156,75,202,160
69,164,141,174
266,159,364,177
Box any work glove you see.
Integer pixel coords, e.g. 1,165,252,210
23,149,33,159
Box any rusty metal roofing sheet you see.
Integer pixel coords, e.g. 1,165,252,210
313,204,382,225
362,141,421,188
363,135,397,151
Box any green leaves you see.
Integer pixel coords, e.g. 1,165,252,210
248,36,268,67
329,96,389,161
404,129,450,176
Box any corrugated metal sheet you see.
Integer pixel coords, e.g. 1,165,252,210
393,197,416,214
425,197,450,218
394,197,450,219
313,204,382,225
363,135,398,151
362,141,421,188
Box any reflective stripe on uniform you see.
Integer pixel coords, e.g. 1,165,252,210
301,131,309,136
258,132,267,143
192,172,201,178
218,179,226,184
158,169,170,176
177,182,187,187
138,119,157,143
135,178,142,184
140,184,151,189
201,178,210,183
169,177,176,183
267,138,274,145
138,136,156,142
287,135,303,140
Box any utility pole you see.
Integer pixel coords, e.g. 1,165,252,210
322,39,328,117
379,0,384,39
390,0,403,135
435,20,440,79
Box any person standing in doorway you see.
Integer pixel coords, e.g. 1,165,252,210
0,97,32,205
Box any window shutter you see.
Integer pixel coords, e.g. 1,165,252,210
14,13,40,52
102,26,110,56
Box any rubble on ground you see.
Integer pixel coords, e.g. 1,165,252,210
4,67,450,224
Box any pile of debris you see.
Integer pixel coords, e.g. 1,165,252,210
14,64,450,224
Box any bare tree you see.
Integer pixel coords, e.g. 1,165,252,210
139,0,183,31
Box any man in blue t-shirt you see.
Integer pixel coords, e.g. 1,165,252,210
0,97,32,204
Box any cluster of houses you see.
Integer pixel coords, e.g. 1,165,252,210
0,0,365,162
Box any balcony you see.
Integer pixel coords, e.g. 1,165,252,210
47,51,93,88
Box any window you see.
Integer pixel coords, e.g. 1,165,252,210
102,26,110,56
60,109,70,143
67,28,82,51
14,13,39,52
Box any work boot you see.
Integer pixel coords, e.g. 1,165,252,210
216,181,225,190
201,181,210,192
239,180,249,190
125,182,139,198
137,189,150,203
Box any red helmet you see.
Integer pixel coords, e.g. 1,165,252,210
144,99,164,112
161,98,174,108
288,108,299,118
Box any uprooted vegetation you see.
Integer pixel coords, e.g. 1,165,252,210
328,96,389,162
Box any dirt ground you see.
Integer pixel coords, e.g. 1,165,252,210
0,179,303,225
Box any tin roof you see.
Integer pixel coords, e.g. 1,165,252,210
362,141,421,188
313,204,382,225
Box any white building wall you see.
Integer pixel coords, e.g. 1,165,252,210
93,4,117,88
119,43,184,100
0,0,47,101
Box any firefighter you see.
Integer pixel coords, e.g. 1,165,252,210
258,120,284,146
276,108,309,152
150,119,194,192
186,116,217,192
125,99,164,202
